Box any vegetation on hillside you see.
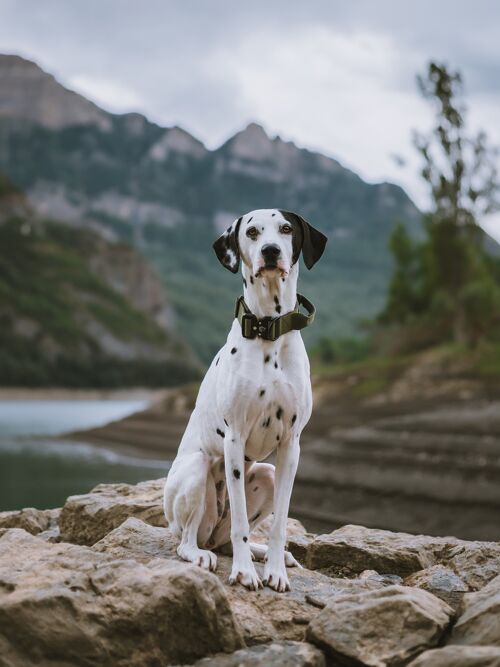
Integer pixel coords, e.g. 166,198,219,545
0,191,200,386
379,62,500,351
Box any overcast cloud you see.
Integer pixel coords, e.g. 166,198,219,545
1,0,499,239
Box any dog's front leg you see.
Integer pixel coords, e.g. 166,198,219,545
224,429,262,590
264,436,300,592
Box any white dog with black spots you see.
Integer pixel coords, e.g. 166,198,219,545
164,208,327,591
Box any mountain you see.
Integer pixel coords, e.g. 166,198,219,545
0,176,200,387
0,54,422,363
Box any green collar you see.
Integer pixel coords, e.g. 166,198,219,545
235,293,316,341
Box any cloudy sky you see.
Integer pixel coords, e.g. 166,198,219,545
1,0,499,238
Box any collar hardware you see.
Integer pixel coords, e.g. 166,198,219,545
235,293,315,341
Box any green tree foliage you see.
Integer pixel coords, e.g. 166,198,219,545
381,62,500,348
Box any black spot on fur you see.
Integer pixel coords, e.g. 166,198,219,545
243,277,247,288
231,347,237,354
276,435,280,441
274,295,279,305
243,536,248,542
276,305,282,314
245,456,252,462
224,418,228,426
215,357,219,366
291,414,297,424
262,416,271,428
233,469,240,479
271,213,276,217
247,216,253,223
274,361,278,369
265,354,270,363
216,428,225,438
259,389,265,397
251,511,261,522
276,407,283,420
250,275,254,285
249,473,255,482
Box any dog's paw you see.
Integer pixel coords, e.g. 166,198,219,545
263,562,291,592
229,562,262,590
177,546,217,572
285,550,302,568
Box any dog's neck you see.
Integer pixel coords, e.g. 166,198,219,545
241,263,299,319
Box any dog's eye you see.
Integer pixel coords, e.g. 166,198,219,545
280,224,292,234
246,226,259,239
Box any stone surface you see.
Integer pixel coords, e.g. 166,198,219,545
295,524,448,576
59,478,166,545
451,574,500,646
0,527,243,666
188,641,326,667
405,564,469,611
446,542,500,590
408,646,500,666
306,584,452,667
93,517,384,646
0,506,59,535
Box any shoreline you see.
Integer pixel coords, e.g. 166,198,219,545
0,388,168,401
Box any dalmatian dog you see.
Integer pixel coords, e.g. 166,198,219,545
163,208,327,591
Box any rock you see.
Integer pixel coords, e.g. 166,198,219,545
297,524,448,576
93,517,377,646
0,527,243,666
451,574,500,646
0,507,59,535
405,565,469,611
59,478,166,545
306,585,452,666
408,646,500,666
250,514,307,545
189,641,326,666
446,542,500,590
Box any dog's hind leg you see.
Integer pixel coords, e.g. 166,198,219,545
164,451,217,571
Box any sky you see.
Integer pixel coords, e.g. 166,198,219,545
1,0,499,239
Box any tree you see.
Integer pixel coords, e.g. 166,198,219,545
414,62,500,341
382,62,500,348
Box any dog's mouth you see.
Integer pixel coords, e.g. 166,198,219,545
256,264,287,278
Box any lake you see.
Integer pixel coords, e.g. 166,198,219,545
0,399,168,512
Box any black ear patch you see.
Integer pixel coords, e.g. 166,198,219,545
213,217,242,273
279,210,327,269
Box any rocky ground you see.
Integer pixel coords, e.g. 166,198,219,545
2,479,500,666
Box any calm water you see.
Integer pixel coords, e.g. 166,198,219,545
0,400,167,511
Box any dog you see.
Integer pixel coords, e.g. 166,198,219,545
163,208,327,591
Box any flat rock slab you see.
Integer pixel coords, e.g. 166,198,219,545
289,524,500,588
187,641,326,666
93,516,385,646
306,584,452,667
408,646,500,666
0,527,243,666
59,478,167,545
451,573,500,646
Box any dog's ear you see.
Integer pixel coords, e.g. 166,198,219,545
213,217,242,273
279,210,328,269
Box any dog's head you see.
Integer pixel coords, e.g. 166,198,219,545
213,209,327,276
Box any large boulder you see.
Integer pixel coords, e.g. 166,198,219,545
0,527,243,666
408,646,500,666
189,641,326,666
59,478,166,545
446,542,500,591
291,524,450,576
451,574,500,646
306,584,452,666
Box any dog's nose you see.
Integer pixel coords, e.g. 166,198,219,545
261,244,281,262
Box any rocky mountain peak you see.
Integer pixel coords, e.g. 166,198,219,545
0,53,111,131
